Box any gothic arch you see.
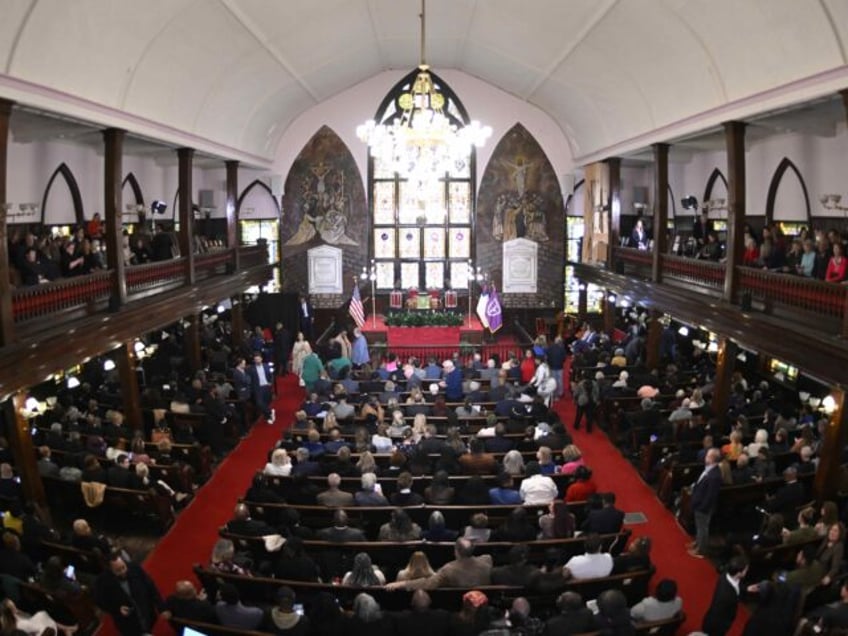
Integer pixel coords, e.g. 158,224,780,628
564,179,585,214
122,172,144,206
765,157,811,226
41,163,84,226
237,179,280,215
702,167,728,205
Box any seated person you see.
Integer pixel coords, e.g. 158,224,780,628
226,503,277,537
488,472,522,505
630,578,682,622
378,509,422,542
216,583,263,630
316,509,366,543
390,471,424,506
563,534,613,580
354,472,389,506
163,580,218,625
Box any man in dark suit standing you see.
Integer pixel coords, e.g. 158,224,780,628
689,447,723,558
247,352,274,424
232,357,252,402
702,555,748,636
273,322,292,376
94,553,164,636
298,294,314,342
692,209,713,246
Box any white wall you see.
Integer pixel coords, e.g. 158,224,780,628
271,69,574,200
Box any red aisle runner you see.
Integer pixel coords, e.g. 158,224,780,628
555,359,748,636
98,376,304,636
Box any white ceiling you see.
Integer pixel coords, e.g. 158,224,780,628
0,0,846,166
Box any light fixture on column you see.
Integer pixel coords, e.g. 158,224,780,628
356,0,491,194
822,394,838,415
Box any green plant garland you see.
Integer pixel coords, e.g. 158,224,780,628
384,311,464,327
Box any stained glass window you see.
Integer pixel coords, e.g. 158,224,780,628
367,68,478,293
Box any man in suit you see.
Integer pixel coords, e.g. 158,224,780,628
225,503,277,537
543,592,596,636
247,352,274,424
765,466,806,528
354,472,389,506
316,509,366,542
692,209,713,245
273,322,292,376
231,357,252,402
94,553,164,636
106,454,141,489
582,492,625,535
689,447,723,558
316,473,354,507
298,294,314,341
386,538,493,590
490,545,541,587
702,555,748,636
394,590,451,636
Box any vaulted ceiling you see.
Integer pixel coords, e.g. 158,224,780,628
0,0,846,166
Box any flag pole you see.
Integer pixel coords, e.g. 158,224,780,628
369,261,377,328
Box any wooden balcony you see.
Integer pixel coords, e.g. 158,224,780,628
573,252,848,386
0,243,274,397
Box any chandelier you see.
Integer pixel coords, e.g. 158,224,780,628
357,0,491,187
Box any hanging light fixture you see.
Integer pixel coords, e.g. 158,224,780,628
357,0,491,188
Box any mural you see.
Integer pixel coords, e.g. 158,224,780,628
477,124,564,307
281,126,367,300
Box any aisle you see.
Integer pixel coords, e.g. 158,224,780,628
554,362,748,635
141,375,303,635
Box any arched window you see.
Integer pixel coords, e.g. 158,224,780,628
367,69,476,292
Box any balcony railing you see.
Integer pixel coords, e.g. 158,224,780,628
661,254,725,290
12,270,114,322
11,244,270,325
605,247,848,336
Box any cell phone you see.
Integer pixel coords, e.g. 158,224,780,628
649,434,658,443
13,476,20,484
777,572,787,583
374,483,383,494
64,565,76,580
293,603,304,616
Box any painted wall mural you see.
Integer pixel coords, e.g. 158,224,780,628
477,123,564,307
281,126,367,303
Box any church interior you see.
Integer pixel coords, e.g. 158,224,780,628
0,1,847,635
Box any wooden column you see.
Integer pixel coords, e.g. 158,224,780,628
577,286,588,323
103,128,126,308
814,388,847,501
226,160,240,272
177,148,195,285
606,157,621,269
184,314,202,372
115,344,142,430
602,291,616,336
652,143,669,283
645,310,663,370
3,393,47,508
231,297,244,350
711,336,739,426
723,121,747,303
0,99,15,346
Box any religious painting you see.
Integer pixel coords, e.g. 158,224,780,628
280,126,367,298
476,123,564,307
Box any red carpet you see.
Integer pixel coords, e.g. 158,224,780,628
100,376,303,636
555,360,749,635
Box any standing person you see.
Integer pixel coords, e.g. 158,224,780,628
150,223,176,262
351,327,370,368
247,352,275,425
94,553,163,636
688,447,722,559
702,556,748,636
273,322,292,376
298,294,314,342
546,336,567,401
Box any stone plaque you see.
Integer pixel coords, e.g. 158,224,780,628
307,245,343,294
502,238,538,293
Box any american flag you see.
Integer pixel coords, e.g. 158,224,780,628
348,284,365,328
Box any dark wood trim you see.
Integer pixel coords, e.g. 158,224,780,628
645,310,662,370
711,336,738,422
41,163,85,227
184,314,202,372
122,172,144,206
814,387,846,501
178,148,195,285
103,128,126,307
3,393,47,508
606,158,621,269
667,184,676,220
723,121,747,302
764,157,811,227
652,144,669,282
702,167,728,205
115,343,142,431
236,179,281,216
0,99,15,347
225,161,239,270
